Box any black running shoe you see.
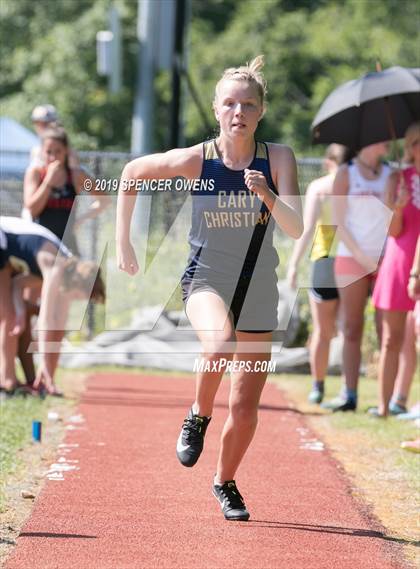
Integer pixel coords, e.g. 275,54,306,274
331,398,357,412
212,480,250,521
176,407,211,467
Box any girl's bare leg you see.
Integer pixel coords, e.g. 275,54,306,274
216,331,272,482
186,291,236,417
393,312,417,407
0,267,18,390
309,295,339,381
338,276,370,393
378,310,407,416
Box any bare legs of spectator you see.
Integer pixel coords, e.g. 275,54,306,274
378,310,407,416
309,294,339,381
392,312,417,410
0,266,18,391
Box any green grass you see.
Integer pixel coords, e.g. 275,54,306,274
0,395,49,475
0,375,74,512
273,373,420,479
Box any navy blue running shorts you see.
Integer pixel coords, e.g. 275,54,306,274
181,272,278,333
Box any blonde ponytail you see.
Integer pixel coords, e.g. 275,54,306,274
214,55,267,105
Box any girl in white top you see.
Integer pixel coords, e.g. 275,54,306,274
328,141,392,412
336,159,392,263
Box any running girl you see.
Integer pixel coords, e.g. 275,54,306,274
116,56,302,521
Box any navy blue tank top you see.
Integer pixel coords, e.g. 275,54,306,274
184,139,279,283
0,217,71,277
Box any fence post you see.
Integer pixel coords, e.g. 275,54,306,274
87,155,101,339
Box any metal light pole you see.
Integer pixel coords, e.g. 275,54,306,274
169,0,187,149
131,0,159,156
109,6,122,94
96,5,122,94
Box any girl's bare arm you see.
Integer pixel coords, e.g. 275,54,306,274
116,146,202,274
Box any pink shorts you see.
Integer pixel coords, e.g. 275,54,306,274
334,256,379,283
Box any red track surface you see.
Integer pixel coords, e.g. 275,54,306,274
6,373,405,569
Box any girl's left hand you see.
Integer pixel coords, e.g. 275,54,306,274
33,363,55,393
9,311,26,337
244,169,270,200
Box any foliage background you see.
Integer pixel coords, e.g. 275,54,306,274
1,0,418,154
1,0,418,360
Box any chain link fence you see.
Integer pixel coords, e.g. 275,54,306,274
0,149,323,231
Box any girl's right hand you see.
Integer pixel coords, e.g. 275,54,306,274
407,275,420,301
117,241,139,275
44,160,63,186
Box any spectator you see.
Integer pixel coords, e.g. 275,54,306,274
326,141,392,411
287,144,346,404
370,123,420,416
400,234,420,451
30,104,79,169
24,127,106,254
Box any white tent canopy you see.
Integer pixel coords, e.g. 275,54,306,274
0,116,38,177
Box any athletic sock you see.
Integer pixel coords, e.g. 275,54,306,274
393,394,407,405
192,403,211,419
214,474,224,486
345,388,357,403
312,380,324,392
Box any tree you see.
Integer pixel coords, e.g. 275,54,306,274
0,0,137,150
1,0,418,153
185,0,420,154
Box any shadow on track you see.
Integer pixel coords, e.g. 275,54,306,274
246,521,419,546
78,393,310,415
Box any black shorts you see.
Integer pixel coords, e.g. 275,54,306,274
181,272,279,333
310,257,339,302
